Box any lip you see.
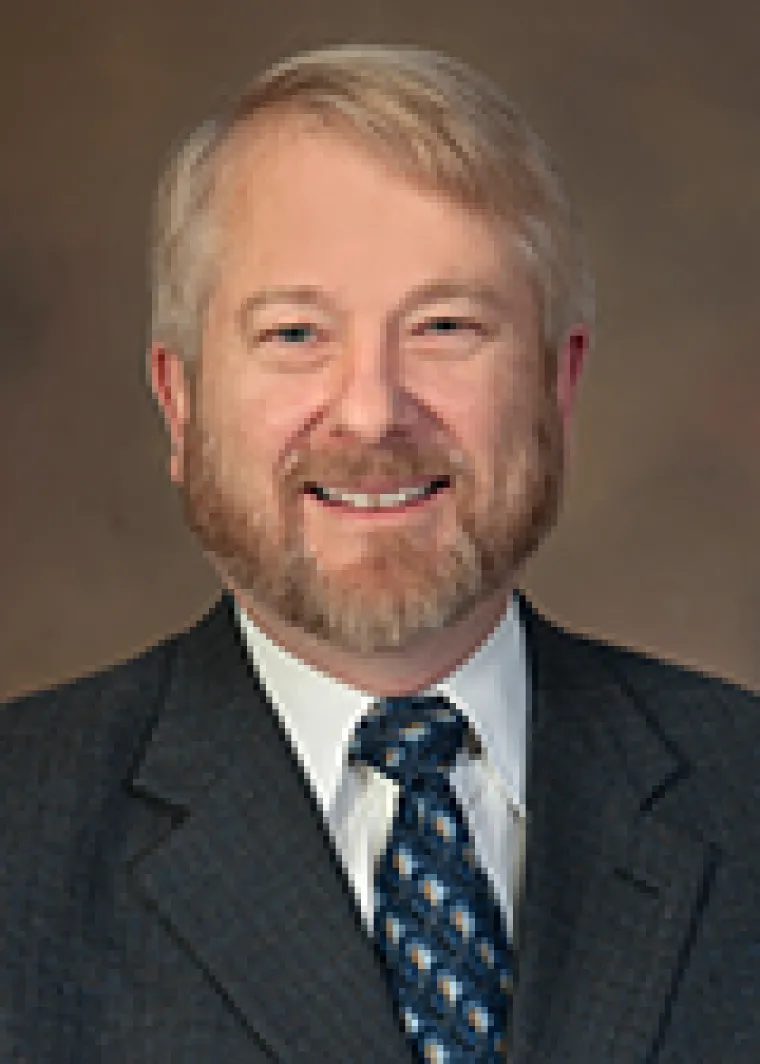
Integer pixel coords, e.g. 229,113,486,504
303,479,450,518
304,477,447,495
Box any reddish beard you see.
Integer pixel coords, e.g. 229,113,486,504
178,393,564,653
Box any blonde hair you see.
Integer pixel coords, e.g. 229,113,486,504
149,44,594,368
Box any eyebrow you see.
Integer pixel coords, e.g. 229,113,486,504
237,280,516,330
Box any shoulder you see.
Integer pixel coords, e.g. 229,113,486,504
0,599,219,798
577,624,760,756
528,589,760,738
546,611,760,850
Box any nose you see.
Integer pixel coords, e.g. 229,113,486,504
331,329,407,442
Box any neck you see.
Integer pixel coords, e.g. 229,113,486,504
228,582,515,697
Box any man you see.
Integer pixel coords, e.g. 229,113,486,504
1,43,758,1064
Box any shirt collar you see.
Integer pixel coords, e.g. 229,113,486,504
235,591,527,818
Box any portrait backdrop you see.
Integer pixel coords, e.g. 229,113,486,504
1,0,758,699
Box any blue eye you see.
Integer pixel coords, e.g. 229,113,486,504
268,324,317,343
430,318,463,331
417,317,483,334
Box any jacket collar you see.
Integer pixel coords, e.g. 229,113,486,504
128,589,709,1063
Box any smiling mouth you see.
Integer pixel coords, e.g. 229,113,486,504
304,477,451,511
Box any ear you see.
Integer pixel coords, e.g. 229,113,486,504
555,324,589,433
149,342,191,484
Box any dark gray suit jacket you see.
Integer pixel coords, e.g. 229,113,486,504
1,589,759,1063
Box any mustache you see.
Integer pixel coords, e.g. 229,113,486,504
282,439,467,489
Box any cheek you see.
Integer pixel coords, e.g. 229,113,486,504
464,386,539,500
208,390,261,469
223,382,324,514
452,381,504,468
204,364,287,457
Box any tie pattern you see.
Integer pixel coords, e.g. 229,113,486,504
349,695,515,1062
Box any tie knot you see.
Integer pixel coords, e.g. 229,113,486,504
348,695,468,785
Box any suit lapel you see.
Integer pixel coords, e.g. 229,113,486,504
127,596,414,1063
511,591,714,1064
126,589,715,1063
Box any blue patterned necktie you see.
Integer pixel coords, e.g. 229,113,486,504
348,695,515,1062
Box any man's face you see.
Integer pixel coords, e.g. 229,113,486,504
171,116,570,653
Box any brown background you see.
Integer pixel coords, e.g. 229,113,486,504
2,0,759,701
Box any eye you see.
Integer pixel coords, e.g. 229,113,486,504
412,316,486,336
260,323,322,344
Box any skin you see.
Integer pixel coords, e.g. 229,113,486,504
151,112,588,696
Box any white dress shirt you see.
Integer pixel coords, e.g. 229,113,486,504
235,591,529,941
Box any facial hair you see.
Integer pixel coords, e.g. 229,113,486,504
179,364,565,654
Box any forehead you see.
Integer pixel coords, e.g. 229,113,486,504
211,111,525,296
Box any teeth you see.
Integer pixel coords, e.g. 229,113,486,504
321,483,434,508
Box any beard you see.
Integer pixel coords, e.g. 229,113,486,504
179,369,565,655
